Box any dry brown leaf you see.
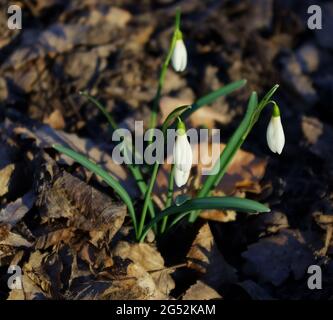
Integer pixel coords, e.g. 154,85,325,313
34,228,75,250
7,273,48,300
186,223,237,289
182,280,222,300
6,120,138,197
8,251,54,299
43,109,65,130
78,243,113,270
0,164,15,197
160,96,231,129
67,256,168,300
104,258,168,300
113,241,175,296
0,192,35,226
36,161,126,240
0,224,33,248
302,116,333,162
0,244,17,263
200,209,236,223
242,229,315,286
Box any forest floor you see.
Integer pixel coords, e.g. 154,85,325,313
0,0,333,300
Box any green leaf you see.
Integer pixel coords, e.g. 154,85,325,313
79,91,117,130
52,144,138,236
197,93,258,195
162,105,191,134
175,194,191,206
79,91,156,229
180,79,247,121
189,85,279,223
139,196,269,242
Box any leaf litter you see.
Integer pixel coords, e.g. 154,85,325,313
1,0,333,300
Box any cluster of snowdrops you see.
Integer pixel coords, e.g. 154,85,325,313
54,9,285,242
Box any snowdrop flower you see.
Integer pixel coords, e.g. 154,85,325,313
171,32,187,72
266,104,285,154
173,119,192,187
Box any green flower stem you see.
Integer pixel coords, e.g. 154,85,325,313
138,105,191,239
137,161,160,239
160,164,175,233
148,8,181,142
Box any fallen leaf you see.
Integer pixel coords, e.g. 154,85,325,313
113,241,175,296
67,256,169,300
242,229,315,286
182,280,222,300
43,109,65,130
186,223,237,289
34,228,75,250
0,192,35,226
302,116,333,162
36,160,126,240
6,120,138,197
0,224,33,248
0,164,15,197
160,96,231,129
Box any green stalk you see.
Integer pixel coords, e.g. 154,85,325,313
137,105,191,239
160,164,175,233
137,160,160,239
148,8,181,142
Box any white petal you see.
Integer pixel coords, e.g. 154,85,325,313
173,133,192,187
266,116,285,154
171,40,187,72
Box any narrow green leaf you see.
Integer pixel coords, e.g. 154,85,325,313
52,144,138,236
79,91,117,130
197,93,257,196
79,91,156,229
162,105,191,134
180,79,247,121
139,196,270,242
188,92,258,222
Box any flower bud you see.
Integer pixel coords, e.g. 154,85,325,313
171,37,187,72
266,104,285,154
173,120,192,187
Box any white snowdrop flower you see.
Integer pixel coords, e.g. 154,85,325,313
266,104,285,154
173,120,192,187
171,38,187,72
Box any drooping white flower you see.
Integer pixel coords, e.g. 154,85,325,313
266,105,285,154
173,121,192,187
171,39,187,72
